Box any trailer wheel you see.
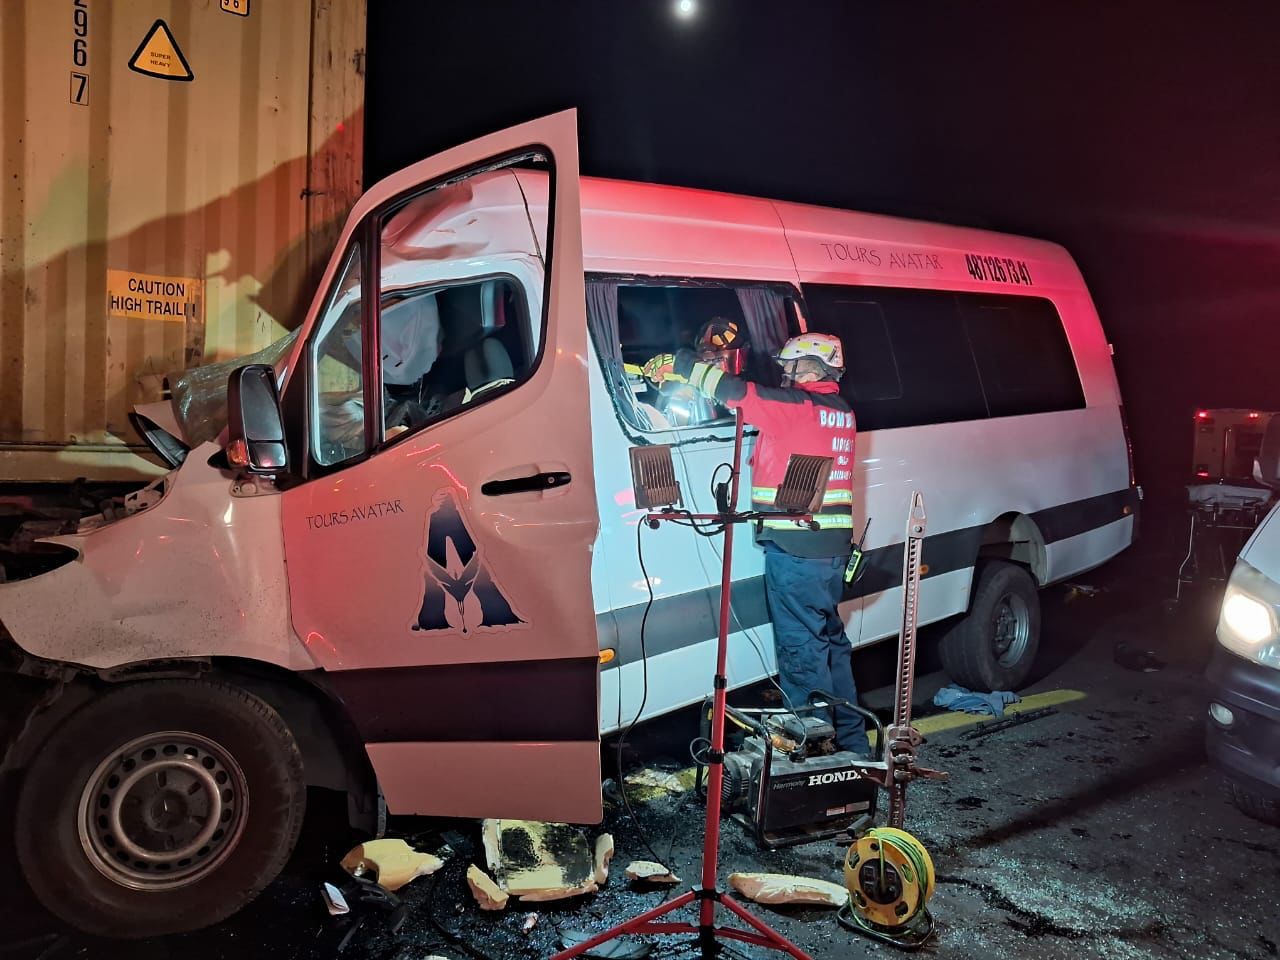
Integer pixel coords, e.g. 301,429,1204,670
939,561,1041,692
15,678,306,938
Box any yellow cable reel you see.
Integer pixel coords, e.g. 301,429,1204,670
839,827,936,950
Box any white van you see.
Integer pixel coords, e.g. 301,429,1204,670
0,112,1137,936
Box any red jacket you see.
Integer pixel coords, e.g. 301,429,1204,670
673,351,856,558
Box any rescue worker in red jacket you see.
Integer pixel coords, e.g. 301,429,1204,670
643,326,865,755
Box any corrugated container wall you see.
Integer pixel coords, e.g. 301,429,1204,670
0,0,365,481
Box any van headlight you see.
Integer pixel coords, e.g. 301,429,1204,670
1218,560,1280,668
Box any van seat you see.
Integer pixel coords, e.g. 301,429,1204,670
464,337,514,391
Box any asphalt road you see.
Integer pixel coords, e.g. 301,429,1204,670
1,551,1276,960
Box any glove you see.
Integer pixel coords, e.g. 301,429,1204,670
641,353,678,385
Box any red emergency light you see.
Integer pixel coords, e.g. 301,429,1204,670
1196,410,1211,420
1249,412,1261,420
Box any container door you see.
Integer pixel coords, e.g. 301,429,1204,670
279,112,601,823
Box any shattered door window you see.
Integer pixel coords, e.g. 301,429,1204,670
311,246,366,466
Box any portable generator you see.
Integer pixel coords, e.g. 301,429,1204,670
697,696,885,848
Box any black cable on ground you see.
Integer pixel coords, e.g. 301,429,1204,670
612,518,671,869
424,856,507,960
663,779,701,877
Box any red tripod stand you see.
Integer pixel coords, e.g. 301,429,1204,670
552,413,814,960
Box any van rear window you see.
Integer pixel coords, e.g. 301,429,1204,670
802,284,1084,431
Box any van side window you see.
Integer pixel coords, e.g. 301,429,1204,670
802,284,1083,430
803,284,987,430
821,299,903,403
590,278,793,433
958,294,1085,418
376,277,533,442
310,246,366,466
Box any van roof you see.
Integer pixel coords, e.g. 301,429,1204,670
516,171,1085,293
362,161,1085,295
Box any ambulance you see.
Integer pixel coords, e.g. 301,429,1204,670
0,112,1137,936
1191,408,1278,481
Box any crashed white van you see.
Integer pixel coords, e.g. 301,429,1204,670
0,112,1137,936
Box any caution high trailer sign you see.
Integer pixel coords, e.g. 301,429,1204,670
106,271,203,322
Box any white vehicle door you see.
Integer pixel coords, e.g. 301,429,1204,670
277,112,601,824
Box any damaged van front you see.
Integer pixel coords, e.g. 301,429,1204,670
0,332,309,672
0,429,324,937
0,112,601,939
0,442,307,672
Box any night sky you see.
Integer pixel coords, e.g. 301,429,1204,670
366,1,1280,526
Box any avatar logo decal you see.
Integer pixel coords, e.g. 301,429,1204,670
413,489,526,635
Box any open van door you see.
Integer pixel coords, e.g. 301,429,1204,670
278,112,601,823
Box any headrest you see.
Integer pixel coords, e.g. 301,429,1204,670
480,279,498,331
465,336,514,388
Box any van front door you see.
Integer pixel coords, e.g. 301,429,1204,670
278,112,601,823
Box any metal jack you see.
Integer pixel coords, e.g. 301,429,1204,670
887,492,940,826
836,490,945,951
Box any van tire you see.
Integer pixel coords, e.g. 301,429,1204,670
1223,776,1280,826
15,678,306,938
939,561,1041,692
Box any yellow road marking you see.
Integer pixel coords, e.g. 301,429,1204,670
868,688,1087,746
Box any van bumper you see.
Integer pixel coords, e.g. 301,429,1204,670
1205,645,1280,799
1129,485,1142,541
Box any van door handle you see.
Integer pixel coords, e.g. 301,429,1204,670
481,471,572,497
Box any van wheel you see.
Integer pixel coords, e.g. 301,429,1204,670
1223,776,1280,826
939,561,1041,692
15,678,306,938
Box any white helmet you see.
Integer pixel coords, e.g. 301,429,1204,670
775,333,844,379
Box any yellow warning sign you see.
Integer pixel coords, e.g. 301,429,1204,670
106,270,203,323
128,20,194,81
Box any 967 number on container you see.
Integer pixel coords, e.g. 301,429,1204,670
70,0,88,105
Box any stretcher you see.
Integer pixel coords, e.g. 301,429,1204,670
1175,483,1274,602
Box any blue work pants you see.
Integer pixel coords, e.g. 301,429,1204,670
763,543,867,754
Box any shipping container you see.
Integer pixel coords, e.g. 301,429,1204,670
0,0,365,483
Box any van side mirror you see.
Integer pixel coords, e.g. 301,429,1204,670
227,364,288,475
1254,415,1280,490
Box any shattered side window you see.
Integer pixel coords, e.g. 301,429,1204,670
615,285,747,432
310,246,366,466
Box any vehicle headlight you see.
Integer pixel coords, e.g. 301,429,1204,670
1218,560,1280,668
1222,592,1273,644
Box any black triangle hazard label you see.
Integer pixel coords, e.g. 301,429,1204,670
128,19,194,81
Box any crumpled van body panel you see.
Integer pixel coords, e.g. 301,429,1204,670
0,443,310,672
